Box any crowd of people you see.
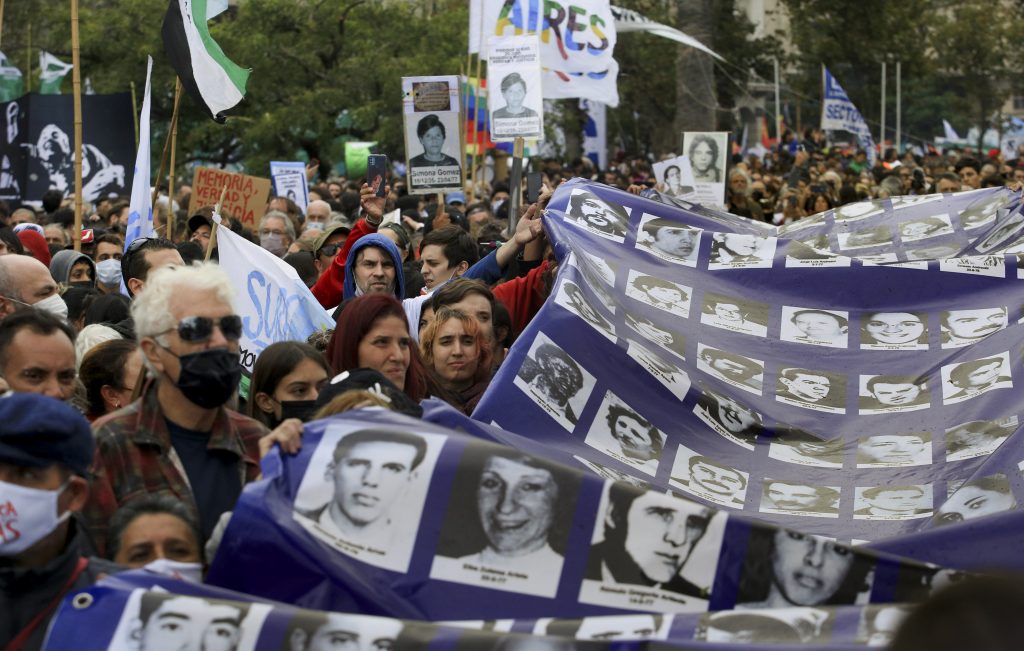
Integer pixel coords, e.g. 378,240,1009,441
0,133,1018,649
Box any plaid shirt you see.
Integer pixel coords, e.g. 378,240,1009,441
84,380,268,555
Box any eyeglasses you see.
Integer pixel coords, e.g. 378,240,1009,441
319,243,341,258
164,315,243,343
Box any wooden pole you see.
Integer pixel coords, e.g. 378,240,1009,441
150,81,183,233
204,181,229,262
70,0,83,252
0,0,7,48
471,53,484,197
130,81,139,149
507,137,524,233
167,78,182,241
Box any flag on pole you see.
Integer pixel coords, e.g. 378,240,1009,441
123,57,154,251
38,51,72,95
610,5,725,61
0,51,23,102
161,0,250,122
943,119,960,142
821,66,877,165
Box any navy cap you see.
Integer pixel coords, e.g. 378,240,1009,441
315,368,423,418
0,393,94,476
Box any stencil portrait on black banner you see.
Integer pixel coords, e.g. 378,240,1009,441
431,442,581,598
669,444,749,508
579,482,726,613
700,292,768,337
292,425,446,573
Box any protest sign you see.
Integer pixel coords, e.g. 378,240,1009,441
487,35,544,141
190,167,271,227
269,160,309,211
681,132,727,207
821,66,877,164
214,224,333,376
402,75,462,194
652,155,697,201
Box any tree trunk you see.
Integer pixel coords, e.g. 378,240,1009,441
673,0,717,143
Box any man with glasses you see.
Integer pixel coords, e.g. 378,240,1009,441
85,262,299,555
120,236,183,298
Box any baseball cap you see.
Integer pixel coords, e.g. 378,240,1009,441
446,191,467,206
0,393,94,476
312,223,351,255
315,368,423,418
187,207,215,234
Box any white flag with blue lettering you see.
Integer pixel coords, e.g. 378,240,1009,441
821,66,876,164
123,57,153,249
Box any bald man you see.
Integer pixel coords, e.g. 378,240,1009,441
304,199,332,233
0,254,64,321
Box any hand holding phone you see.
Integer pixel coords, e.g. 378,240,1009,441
367,155,389,198
526,172,543,203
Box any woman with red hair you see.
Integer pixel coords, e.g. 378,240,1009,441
326,294,428,402
419,307,493,414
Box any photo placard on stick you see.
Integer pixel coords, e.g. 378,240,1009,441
402,75,462,194
270,161,309,212
682,131,729,208
652,155,697,201
487,35,544,142
190,167,272,227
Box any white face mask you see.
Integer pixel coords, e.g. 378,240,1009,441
305,220,325,232
95,258,122,287
0,480,71,555
143,558,204,582
32,293,69,323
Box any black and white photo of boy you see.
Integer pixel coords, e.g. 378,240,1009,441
933,474,1016,526
431,443,580,598
858,375,930,414
853,485,932,520
941,353,1013,405
692,385,765,449
700,293,769,337
945,417,1016,461
543,614,669,641
293,426,443,572
625,270,692,318
776,367,847,414
707,233,777,269
735,527,875,608
109,591,269,651
837,225,891,250
584,391,665,476
938,254,1006,278
856,433,932,468
553,279,615,341
580,482,725,613
860,311,929,350
669,444,749,508
760,479,841,518
780,307,849,348
899,215,954,241
940,307,1007,348
624,312,687,360
625,340,691,400
768,428,843,468
564,189,630,242
514,333,596,431
635,215,702,266
696,344,764,395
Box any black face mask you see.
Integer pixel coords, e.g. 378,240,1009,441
279,399,318,423
173,348,242,409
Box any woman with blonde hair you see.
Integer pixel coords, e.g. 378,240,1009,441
419,307,493,414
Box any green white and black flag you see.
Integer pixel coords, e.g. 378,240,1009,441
161,0,250,123
0,51,23,102
38,51,72,95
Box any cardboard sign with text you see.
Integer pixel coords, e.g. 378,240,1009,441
191,167,272,227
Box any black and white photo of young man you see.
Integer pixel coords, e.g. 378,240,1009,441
776,367,847,414
110,591,269,651
584,391,665,476
940,307,1007,348
853,485,932,520
553,279,615,341
837,225,891,250
624,312,687,360
785,237,851,268
635,215,702,266
542,613,669,641
293,426,443,572
669,445,749,508
692,385,765,449
696,344,764,395
514,333,596,431
700,293,769,337
780,307,849,348
899,215,954,241
431,444,580,597
760,479,841,517
941,353,1013,404
625,340,691,400
281,610,415,651
707,233,777,269
625,270,692,318
858,375,930,414
564,189,630,242
768,428,844,468
945,417,1016,461
856,433,932,468
580,482,725,612
696,609,831,645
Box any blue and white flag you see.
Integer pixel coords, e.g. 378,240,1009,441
123,57,153,249
821,66,877,164
942,119,960,142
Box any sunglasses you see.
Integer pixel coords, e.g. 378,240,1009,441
319,243,342,258
166,315,244,343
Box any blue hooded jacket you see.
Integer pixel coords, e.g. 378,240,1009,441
343,233,406,301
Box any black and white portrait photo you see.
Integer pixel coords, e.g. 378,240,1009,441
695,609,832,645
542,614,670,641
669,444,749,508
776,367,847,414
584,391,665,476
898,215,954,242
569,251,617,289
904,244,961,261
735,527,875,607
856,433,932,468
831,200,885,224
958,193,1007,230
405,112,462,192
564,189,630,242
858,375,930,414
624,312,687,360
280,610,420,651
652,157,696,199
940,352,1013,405
700,293,769,337
837,225,892,250
933,474,1017,527
625,340,691,400
692,385,765,449
940,306,1007,348
707,233,777,269
938,255,1006,278
553,279,615,341
855,605,912,647
431,443,581,598
945,417,1016,461
490,72,542,140
785,237,851,268
514,333,596,431
853,485,932,521
105,590,271,651
579,482,726,613
696,344,764,395
768,428,844,468
574,456,649,489
292,425,444,572
625,270,691,318
759,479,841,518
635,215,702,266
780,306,849,348
684,132,727,184
860,311,929,350
974,210,1024,253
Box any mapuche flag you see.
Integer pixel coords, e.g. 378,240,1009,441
161,0,250,122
